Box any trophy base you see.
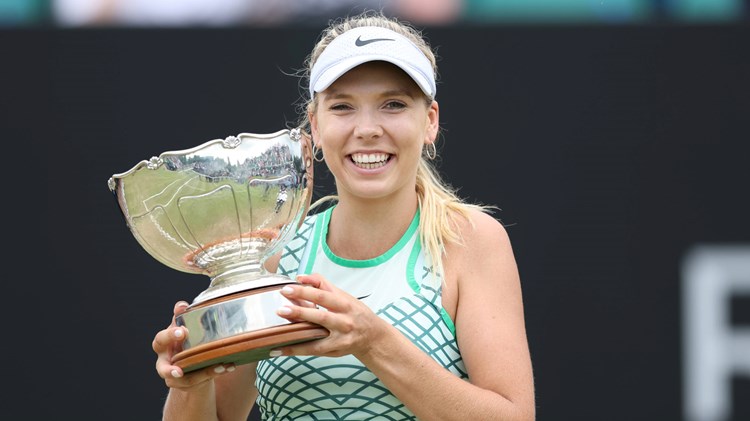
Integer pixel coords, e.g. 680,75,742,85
173,322,328,373
173,283,329,373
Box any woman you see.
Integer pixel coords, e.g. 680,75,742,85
153,11,535,420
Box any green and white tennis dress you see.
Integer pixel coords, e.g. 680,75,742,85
255,206,468,420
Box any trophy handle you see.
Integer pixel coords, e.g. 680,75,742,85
298,130,314,232
260,129,313,274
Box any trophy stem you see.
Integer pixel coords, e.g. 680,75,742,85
193,260,291,305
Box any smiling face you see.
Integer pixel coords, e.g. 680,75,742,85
310,61,439,204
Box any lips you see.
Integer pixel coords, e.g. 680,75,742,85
350,152,391,169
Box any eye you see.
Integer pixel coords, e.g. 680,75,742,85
383,101,407,110
329,103,353,111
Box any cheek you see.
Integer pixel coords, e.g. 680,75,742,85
318,123,349,146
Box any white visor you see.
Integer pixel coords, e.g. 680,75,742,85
309,26,436,99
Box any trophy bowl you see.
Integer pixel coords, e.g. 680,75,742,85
108,128,328,373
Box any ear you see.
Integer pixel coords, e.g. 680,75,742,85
424,100,440,146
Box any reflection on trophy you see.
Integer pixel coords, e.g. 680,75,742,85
108,128,328,373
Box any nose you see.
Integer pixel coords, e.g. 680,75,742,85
353,109,383,140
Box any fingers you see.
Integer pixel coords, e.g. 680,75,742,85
154,299,189,358
153,325,188,378
296,273,328,290
154,301,238,389
156,301,190,355
162,364,238,390
277,276,358,331
173,300,189,316
170,301,189,326
152,325,186,355
153,301,193,383
286,274,341,308
285,296,316,309
154,328,236,390
273,276,389,359
280,300,349,329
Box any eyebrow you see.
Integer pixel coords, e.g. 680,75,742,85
322,88,417,101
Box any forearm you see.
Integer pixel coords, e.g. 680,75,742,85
162,381,219,421
358,325,534,421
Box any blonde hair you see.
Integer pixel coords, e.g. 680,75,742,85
298,11,494,286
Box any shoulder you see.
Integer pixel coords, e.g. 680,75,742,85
453,208,511,254
445,207,517,286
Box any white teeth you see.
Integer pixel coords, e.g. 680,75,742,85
351,153,389,165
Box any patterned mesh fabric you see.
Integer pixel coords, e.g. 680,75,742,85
255,213,468,420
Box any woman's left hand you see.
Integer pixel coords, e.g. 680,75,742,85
273,273,386,359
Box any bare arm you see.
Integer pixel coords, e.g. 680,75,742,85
361,210,535,419
162,363,257,421
155,302,259,421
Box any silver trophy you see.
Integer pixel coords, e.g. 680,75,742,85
108,128,327,373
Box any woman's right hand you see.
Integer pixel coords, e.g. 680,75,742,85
153,301,235,390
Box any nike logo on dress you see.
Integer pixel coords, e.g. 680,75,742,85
355,36,395,47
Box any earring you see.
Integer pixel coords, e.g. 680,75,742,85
313,144,325,163
425,142,437,160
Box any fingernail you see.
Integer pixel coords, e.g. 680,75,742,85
174,328,183,338
177,301,189,307
171,369,182,378
277,306,292,316
281,286,294,295
214,365,226,374
269,350,283,357
226,365,236,372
